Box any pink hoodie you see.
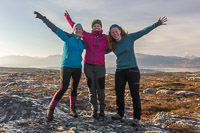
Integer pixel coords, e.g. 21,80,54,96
65,15,108,65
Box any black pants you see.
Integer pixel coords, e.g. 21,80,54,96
53,67,82,101
115,67,141,120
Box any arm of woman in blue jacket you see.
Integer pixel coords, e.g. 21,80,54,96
34,11,73,42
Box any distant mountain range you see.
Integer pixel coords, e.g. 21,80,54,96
0,54,61,67
0,53,200,69
136,54,200,68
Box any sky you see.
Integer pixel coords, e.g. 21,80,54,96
0,0,200,58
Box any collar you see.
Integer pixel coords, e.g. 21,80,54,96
72,33,81,40
91,30,103,37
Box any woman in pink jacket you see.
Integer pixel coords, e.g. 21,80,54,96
64,11,108,119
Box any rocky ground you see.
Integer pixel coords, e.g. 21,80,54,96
0,67,199,133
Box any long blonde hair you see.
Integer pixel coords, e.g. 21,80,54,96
107,27,127,51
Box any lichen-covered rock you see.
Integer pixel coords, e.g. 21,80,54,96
175,91,197,96
0,68,199,133
151,112,200,131
143,88,158,94
156,90,173,94
0,92,42,123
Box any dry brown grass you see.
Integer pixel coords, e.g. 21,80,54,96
1,70,199,131
168,123,196,133
103,72,200,123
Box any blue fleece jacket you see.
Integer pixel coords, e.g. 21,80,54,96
40,15,85,68
56,28,85,68
113,21,162,69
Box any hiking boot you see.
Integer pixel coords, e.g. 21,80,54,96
90,111,99,120
111,114,123,120
132,118,139,126
98,110,105,121
70,105,78,117
99,110,105,117
46,106,55,121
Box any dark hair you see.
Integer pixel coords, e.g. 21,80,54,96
107,27,128,51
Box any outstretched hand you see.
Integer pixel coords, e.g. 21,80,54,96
157,16,167,25
64,10,69,16
34,11,44,19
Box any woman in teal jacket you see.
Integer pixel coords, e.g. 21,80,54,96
34,11,85,121
107,16,167,126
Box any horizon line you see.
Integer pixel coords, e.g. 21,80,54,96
0,53,199,58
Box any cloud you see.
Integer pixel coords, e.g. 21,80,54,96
1,0,200,57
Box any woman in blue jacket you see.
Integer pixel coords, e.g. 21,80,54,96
34,11,85,121
107,16,167,126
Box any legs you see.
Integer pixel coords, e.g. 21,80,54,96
84,64,98,118
84,64,98,114
47,67,81,120
127,68,141,120
69,68,82,106
96,67,106,117
114,69,126,117
49,67,72,108
69,68,82,117
84,63,106,118
112,67,142,122
47,67,72,121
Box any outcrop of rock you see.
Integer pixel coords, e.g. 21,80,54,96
0,67,199,132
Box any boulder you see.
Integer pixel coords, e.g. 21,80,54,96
143,88,158,94
151,112,200,131
175,91,196,96
156,90,173,94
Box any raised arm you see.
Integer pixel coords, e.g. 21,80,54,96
34,11,72,42
34,11,57,33
64,10,76,29
129,16,167,41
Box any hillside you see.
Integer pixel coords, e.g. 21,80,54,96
1,54,200,69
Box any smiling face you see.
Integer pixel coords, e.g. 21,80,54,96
92,24,102,31
73,27,83,37
110,27,122,41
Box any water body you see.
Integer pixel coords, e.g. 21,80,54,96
0,66,200,73
145,67,200,72
103,67,200,73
